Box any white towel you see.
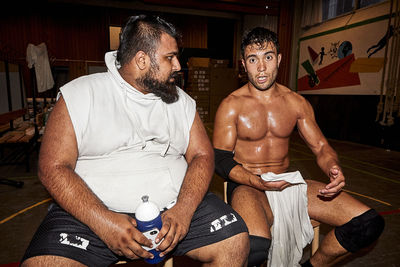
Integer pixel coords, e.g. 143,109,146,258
261,171,314,267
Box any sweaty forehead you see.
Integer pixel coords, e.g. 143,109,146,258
244,42,277,56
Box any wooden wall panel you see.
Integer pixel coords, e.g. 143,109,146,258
1,3,109,62
178,16,208,48
276,0,294,87
1,3,110,97
0,3,225,97
108,12,209,49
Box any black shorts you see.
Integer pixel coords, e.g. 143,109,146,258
21,192,248,267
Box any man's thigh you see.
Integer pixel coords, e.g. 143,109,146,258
306,179,370,226
172,192,248,257
21,203,120,267
230,185,273,238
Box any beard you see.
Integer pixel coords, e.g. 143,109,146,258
137,67,179,104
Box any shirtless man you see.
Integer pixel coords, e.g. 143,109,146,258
213,27,384,267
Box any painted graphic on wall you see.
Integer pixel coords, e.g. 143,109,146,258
298,54,360,90
297,16,393,95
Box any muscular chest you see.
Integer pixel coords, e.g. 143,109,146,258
236,104,297,141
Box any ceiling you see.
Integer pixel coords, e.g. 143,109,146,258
140,0,281,15
49,0,282,16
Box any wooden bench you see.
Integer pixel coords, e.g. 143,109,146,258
0,108,37,173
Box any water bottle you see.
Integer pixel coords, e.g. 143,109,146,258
135,195,164,264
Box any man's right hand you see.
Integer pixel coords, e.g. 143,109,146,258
250,175,290,191
95,211,155,260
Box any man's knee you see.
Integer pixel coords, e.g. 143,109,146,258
190,232,249,265
21,255,86,267
248,235,271,267
335,209,384,253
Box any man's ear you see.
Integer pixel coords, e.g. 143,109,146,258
278,54,282,68
134,51,150,70
241,59,247,72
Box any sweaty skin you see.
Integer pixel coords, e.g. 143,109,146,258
213,42,371,266
214,42,343,195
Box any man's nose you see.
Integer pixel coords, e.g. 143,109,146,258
257,61,266,72
173,57,181,72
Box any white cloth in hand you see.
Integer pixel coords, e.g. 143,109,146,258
261,171,314,267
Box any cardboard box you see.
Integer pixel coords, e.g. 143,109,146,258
188,92,210,102
209,68,238,96
199,113,211,123
187,84,210,92
196,100,210,110
188,67,210,74
188,57,230,68
188,57,210,68
187,75,210,83
210,59,229,68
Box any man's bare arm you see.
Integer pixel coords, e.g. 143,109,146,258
38,96,153,259
213,97,288,191
157,112,214,255
296,97,345,196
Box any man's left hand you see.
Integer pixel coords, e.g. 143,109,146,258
319,165,345,197
155,204,191,257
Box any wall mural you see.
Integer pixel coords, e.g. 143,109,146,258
297,15,392,95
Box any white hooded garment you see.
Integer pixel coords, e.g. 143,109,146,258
58,51,196,213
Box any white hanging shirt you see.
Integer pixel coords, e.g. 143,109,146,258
26,43,54,93
261,171,314,267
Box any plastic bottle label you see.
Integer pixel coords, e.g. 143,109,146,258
141,228,161,251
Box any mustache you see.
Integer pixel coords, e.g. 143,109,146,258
169,72,179,80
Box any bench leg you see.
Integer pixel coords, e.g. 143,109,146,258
164,257,173,267
311,223,320,256
25,143,30,172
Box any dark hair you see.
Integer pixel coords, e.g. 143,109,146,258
240,27,280,57
117,15,180,67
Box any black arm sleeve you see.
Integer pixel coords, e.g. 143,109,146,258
214,148,241,181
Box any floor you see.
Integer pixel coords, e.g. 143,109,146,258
1,127,399,266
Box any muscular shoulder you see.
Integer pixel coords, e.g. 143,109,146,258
217,86,252,117
279,86,314,120
278,85,311,110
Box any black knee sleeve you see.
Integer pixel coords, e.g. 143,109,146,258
335,209,384,253
248,235,271,267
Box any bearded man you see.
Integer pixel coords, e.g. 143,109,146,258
21,15,249,267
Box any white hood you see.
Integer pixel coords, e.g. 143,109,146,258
105,51,161,101
105,51,171,155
